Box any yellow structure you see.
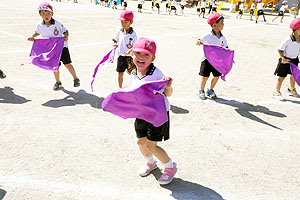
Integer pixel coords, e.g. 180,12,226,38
231,0,276,13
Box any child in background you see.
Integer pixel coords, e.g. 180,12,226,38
255,0,267,23
211,0,218,13
156,0,162,14
196,13,228,100
127,37,177,185
123,0,127,9
200,0,207,18
0,69,6,79
113,10,137,88
137,0,144,12
272,1,288,23
249,0,256,21
28,2,80,91
169,0,177,15
208,0,213,14
112,0,117,9
166,0,171,12
273,18,300,100
180,0,186,14
236,0,245,19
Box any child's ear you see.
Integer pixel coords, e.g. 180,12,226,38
151,55,156,62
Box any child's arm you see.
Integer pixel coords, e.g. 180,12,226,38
27,32,40,41
163,77,173,97
196,39,203,46
278,51,290,63
63,31,69,42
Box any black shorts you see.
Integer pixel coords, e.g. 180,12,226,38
212,7,217,12
201,8,205,12
274,57,299,77
181,5,184,9
138,4,142,8
199,59,222,77
59,47,72,66
257,10,264,15
166,3,170,8
278,11,284,16
105,0,108,2
250,9,254,14
135,112,170,141
239,9,243,14
156,3,160,8
171,6,176,10
116,56,132,72
113,1,117,5
124,2,127,6
100,0,104,1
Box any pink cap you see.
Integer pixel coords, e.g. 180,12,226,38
133,37,156,55
207,13,223,25
38,2,53,12
120,10,134,21
290,18,300,30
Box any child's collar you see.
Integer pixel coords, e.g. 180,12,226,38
132,63,156,79
291,33,300,43
42,18,55,25
211,29,223,38
120,27,133,34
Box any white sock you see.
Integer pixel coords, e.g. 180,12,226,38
144,154,155,164
163,158,173,168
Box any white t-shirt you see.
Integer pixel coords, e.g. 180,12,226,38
171,0,177,6
137,0,143,4
157,0,162,4
201,1,206,8
212,1,217,8
166,0,170,4
257,3,264,10
200,31,228,60
250,3,255,9
181,0,186,6
279,5,285,11
278,35,300,59
130,64,170,111
35,18,68,47
239,3,244,10
113,28,137,57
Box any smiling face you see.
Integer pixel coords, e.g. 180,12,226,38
39,10,53,24
133,51,155,73
213,18,224,32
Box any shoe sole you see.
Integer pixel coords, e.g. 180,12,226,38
139,166,158,177
272,96,285,101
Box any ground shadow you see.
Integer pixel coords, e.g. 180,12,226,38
0,86,30,104
151,169,224,200
0,189,6,200
170,105,189,114
214,98,286,130
42,88,104,109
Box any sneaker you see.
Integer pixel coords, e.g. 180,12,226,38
53,81,62,91
264,19,267,22
287,88,300,97
206,88,217,99
272,91,284,101
74,78,80,87
199,90,206,100
158,163,177,185
138,162,157,177
0,70,6,79
280,20,283,23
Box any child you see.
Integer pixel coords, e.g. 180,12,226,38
127,37,177,185
166,0,171,12
0,69,6,79
196,13,228,100
273,18,300,100
112,0,117,9
211,0,218,13
169,0,177,15
200,0,207,18
123,0,127,10
137,0,144,12
156,0,162,14
255,0,267,23
272,1,288,23
113,10,137,88
152,0,155,10
180,0,186,14
249,0,256,21
28,2,80,91
236,0,245,19
208,0,213,14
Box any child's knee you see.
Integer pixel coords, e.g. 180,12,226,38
137,137,146,146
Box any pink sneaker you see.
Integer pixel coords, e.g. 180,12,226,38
138,162,157,177
158,163,177,185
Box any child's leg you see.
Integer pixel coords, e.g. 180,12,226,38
137,137,152,157
64,63,78,79
118,72,124,88
275,76,285,92
210,76,219,89
289,75,296,89
53,70,60,82
144,139,170,164
200,76,209,91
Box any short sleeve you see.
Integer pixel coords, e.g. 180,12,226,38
113,31,119,43
60,23,68,33
200,34,209,44
35,24,42,35
278,38,288,52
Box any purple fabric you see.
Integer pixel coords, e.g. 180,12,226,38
203,44,234,81
91,47,117,91
290,62,300,86
21,37,64,72
102,79,169,127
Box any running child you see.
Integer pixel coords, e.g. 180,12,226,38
255,0,267,23
113,10,137,88
211,0,218,13
123,0,127,9
166,0,171,12
28,2,80,91
156,0,162,14
236,0,245,19
180,0,186,14
196,13,229,100
169,0,177,15
200,0,207,18
127,37,177,185
137,0,144,12
249,0,256,21
112,0,117,9
272,1,288,23
273,18,300,100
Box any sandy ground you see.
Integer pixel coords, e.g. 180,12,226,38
0,0,300,199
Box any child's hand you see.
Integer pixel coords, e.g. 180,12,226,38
28,37,34,41
196,39,202,46
282,58,290,63
64,37,68,42
163,76,173,88
124,48,133,56
113,43,118,48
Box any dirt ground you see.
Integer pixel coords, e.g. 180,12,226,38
0,0,300,199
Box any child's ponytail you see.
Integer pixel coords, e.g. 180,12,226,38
127,57,136,74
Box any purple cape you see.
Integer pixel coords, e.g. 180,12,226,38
102,79,169,127
290,62,300,86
